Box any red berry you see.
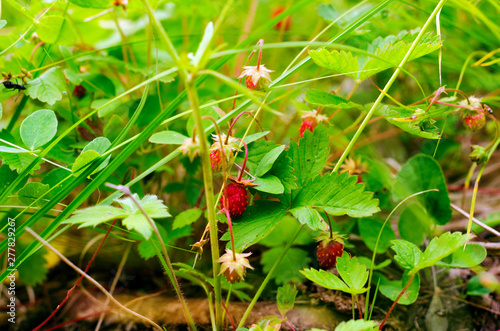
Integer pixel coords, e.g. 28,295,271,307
299,117,318,137
220,183,248,217
210,149,222,170
462,112,485,131
245,76,257,90
317,239,344,269
272,7,292,31
73,85,87,99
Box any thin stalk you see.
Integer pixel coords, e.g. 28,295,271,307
332,0,448,173
25,227,162,331
379,274,415,330
364,189,438,317
237,224,304,328
105,184,196,330
184,78,223,329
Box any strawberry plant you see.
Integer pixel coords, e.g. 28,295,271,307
0,0,499,330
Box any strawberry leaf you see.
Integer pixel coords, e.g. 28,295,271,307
373,271,420,305
172,208,203,229
289,205,326,231
289,124,329,191
291,172,380,222
435,243,486,268
334,319,378,331
221,200,287,250
309,49,359,79
305,89,364,111
262,247,311,285
336,252,369,292
358,218,396,253
277,283,298,316
255,145,286,177
300,268,354,294
390,239,422,270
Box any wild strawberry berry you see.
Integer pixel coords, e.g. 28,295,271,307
316,233,345,269
272,7,292,31
217,249,254,284
462,112,485,131
220,182,248,217
73,85,87,99
299,117,318,137
210,149,222,170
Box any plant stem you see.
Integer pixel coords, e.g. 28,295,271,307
237,224,304,328
332,0,449,173
184,78,223,329
379,274,415,330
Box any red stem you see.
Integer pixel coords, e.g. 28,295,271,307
33,219,118,331
224,208,237,260
256,39,263,71
43,308,113,331
225,111,253,144
237,140,248,182
379,274,415,330
285,319,297,331
221,300,237,330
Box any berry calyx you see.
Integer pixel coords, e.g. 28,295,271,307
316,233,346,269
209,134,240,172
220,182,248,217
239,65,273,90
217,249,254,284
340,157,368,183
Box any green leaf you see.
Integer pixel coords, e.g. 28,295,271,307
149,131,190,145
374,104,441,139
93,98,123,118
335,319,378,331
26,68,66,105
269,151,297,194
69,0,110,9
435,243,486,268
259,215,315,247
0,151,41,174
20,109,58,150
358,218,396,253
336,252,369,292
300,268,352,293
64,205,129,227
17,246,48,286
0,102,2,120
172,208,203,229
262,247,311,285
390,239,422,270
289,124,329,190
292,172,380,221
414,232,471,273
0,20,6,30
277,283,298,316
360,31,441,80
122,214,153,240
123,195,171,218
305,89,363,110
289,205,326,231
82,137,111,173
393,154,452,225
72,150,100,176
17,182,50,207
36,15,77,45
64,68,82,85
467,275,493,296
357,256,391,270
373,271,420,305
240,140,278,173
309,49,359,79
41,168,70,197
221,201,287,250
242,131,270,144
253,175,285,195
255,145,286,177
398,203,431,245
192,22,214,68
0,165,24,192
103,115,124,141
